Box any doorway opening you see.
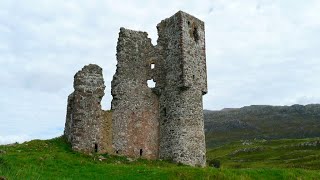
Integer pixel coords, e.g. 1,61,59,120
140,149,143,156
94,143,98,153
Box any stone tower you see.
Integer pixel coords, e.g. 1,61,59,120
111,11,207,166
156,11,207,166
65,11,207,167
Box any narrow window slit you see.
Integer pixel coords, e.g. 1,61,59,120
193,27,199,42
94,143,98,153
140,149,143,156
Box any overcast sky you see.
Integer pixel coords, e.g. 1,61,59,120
1,0,320,144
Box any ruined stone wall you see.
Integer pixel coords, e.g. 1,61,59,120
111,28,160,159
64,64,106,153
100,110,113,153
65,92,75,143
156,11,207,167
64,11,207,167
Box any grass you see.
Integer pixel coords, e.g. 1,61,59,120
0,136,319,179
207,138,320,170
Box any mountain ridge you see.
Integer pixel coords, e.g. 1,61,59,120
204,104,320,148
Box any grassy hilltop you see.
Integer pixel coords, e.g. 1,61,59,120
1,136,320,179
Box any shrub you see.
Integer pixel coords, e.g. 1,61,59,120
208,159,221,168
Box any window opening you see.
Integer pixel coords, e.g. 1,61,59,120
147,79,156,88
151,63,155,69
140,149,143,156
94,143,98,153
193,27,199,42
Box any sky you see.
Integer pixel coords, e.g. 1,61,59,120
1,0,320,144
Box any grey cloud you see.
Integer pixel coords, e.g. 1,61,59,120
1,0,320,144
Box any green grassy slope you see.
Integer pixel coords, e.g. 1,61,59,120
207,138,320,170
1,137,320,179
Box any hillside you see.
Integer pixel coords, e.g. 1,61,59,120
1,136,320,179
204,104,320,148
207,137,320,170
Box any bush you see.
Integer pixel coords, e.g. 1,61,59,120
208,159,221,168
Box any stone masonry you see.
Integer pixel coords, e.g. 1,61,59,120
64,64,111,153
64,11,207,167
111,28,160,159
156,11,207,166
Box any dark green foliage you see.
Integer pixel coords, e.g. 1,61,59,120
208,159,221,168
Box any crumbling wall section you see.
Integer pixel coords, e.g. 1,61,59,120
64,64,106,153
65,92,75,143
111,28,160,159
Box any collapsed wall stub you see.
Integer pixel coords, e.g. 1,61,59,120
112,11,207,166
111,28,160,159
64,64,111,153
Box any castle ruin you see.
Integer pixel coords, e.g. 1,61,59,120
64,11,207,167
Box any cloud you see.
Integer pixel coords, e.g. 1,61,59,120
0,135,31,145
202,0,320,109
0,0,320,143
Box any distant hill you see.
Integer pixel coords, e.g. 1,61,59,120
204,104,320,148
